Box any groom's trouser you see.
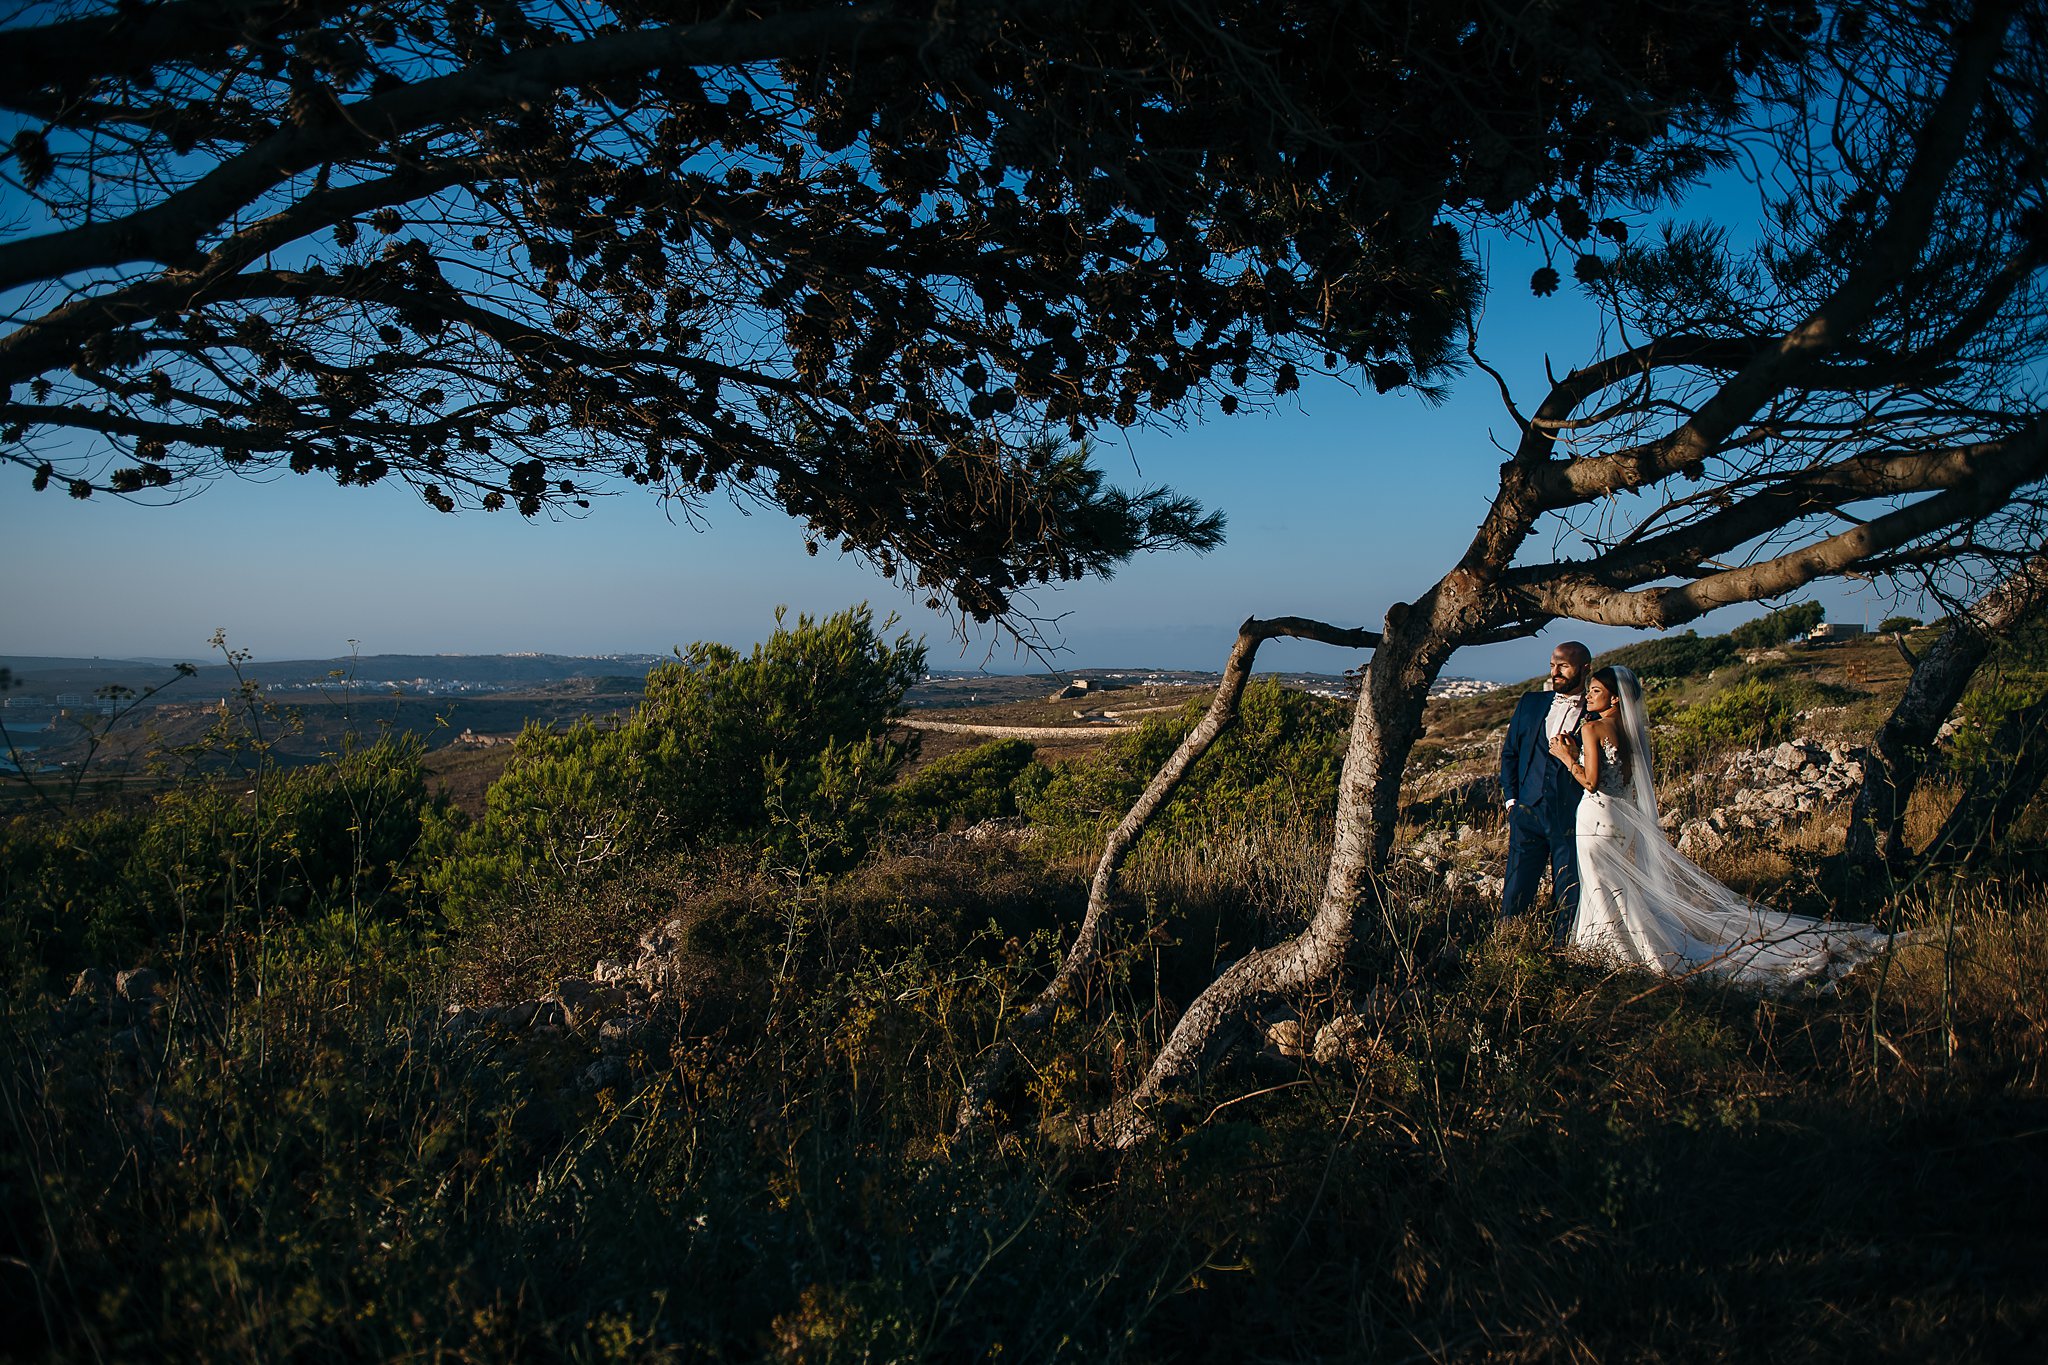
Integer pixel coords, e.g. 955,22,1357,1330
1501,803,1579,943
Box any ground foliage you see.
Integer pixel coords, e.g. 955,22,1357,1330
1591,630,1740,685
884,736,1038,836
428,604,923,920
1020,681,1350,858
4,618,2048,1360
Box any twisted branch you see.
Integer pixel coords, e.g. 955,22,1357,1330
953,613,1375,1132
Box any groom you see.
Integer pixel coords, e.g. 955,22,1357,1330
1499,641,1591,942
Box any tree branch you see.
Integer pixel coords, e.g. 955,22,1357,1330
0,3,922,292
1510,416,2048,627
954,612,1376,1133
1533,0,2020,509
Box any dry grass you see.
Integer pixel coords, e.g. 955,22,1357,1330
8,821,2047,1362
10,630,2047,1363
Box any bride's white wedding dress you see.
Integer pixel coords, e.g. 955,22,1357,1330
1569,668,1898,990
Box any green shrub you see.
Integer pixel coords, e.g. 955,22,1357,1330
1020,680,1346,856
1,733,439,984
1728,601,1824,650
887,738,1038,834
1661,677,1812,766
1949,675,2048,768
1592,631,1738,683
259,732,439,920
428,606,924,921
1878,615,1923,635
0,808,153,984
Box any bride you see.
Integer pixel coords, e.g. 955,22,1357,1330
1546,665,1899,989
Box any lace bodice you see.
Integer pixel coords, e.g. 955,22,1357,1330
1593,738,1630,796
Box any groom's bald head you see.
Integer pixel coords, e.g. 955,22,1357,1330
1549,641,1591,694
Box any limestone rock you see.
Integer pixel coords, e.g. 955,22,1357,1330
628,916,693,991
1678,821,1726,859
580,1056,630,1093
1312,1014,1373,1066
70,967,112,1001
116,967,161,1002
1259,1018,1310,1062
553,978,628,1029
597,1017,641,1052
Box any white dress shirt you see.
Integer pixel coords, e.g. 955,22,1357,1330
1507,688,1587,808
1545,689,1587,743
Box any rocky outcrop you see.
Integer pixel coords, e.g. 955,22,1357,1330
1394,734,1871,892
1404,823,1506,904
1671,738,1865,859
437,909,721,1096
1249,1006,1408,1092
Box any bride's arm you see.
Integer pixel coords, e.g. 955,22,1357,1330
1551,718,1608,792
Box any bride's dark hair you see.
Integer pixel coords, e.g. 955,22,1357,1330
1588,666,1631,770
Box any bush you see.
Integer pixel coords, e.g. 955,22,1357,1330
1662,677,1801,766
0,733,440,984
1728,601,1824,650
1879,615,1923,635
0,809,152,984
1949,675,2048,767
428,606,925,921
1591,631,1738,683
887,738,1038,834
1020,680,1347,857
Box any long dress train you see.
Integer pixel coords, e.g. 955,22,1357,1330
1569,670,1899,991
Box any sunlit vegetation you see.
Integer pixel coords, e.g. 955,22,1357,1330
4,612,2047,1360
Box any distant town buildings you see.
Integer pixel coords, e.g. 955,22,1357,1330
0,694,112,724
1429,677,1504,699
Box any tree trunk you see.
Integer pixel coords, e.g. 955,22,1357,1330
1845,552,2048,869
1925,696,2048,864
1079,601,1452,1147
955,616,1376,1133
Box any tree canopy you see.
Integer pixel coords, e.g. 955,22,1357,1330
1,0,1813,619
1471,0,2048,636
989,0,2048,1143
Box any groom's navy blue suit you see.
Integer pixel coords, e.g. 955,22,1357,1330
1500,690,1584,941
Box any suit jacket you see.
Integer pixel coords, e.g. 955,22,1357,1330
1500,690,1584,835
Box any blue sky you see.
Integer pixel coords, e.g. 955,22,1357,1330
2,200,1924,682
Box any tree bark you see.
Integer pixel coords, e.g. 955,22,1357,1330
1846,551,2048,869
1051,2,2028,1148
1924,696,2048,864
1077,596,1458,1147
954,615,1376,1133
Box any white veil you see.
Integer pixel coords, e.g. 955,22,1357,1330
1575,666,1893,989
1610,666,1664,835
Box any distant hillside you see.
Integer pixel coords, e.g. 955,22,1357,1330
2,652,670,697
